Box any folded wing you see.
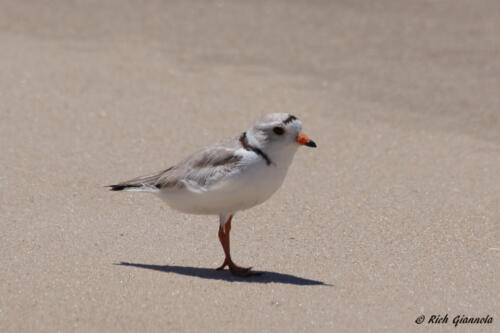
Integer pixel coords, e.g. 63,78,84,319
109,137,242,192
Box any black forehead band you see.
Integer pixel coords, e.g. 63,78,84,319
283,115,297,124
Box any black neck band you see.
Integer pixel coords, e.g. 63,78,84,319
239,132,272,166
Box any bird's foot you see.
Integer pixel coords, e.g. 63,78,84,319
215,258,260,277
229,263,260,277
215,257,230,271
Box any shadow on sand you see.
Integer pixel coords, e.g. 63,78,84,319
116,262,332,286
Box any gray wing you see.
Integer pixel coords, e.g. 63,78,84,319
110,136,242,192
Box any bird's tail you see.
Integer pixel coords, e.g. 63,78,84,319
107,172,163,192
108,184,144,191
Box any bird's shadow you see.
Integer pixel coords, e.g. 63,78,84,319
116,262,332,286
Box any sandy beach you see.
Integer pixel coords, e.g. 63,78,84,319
1,0,499,331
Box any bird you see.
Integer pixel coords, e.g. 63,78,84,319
109,113,316,276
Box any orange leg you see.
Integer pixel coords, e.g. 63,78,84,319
215,216,257,276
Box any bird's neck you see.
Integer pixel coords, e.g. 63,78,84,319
246,130,298,168
245,128,265,149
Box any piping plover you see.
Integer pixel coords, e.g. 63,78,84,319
109,113,316,276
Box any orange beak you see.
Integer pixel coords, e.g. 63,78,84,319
296,133,317,148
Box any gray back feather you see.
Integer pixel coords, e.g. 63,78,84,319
114,135,242,191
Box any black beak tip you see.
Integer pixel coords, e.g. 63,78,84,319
305,140,317,148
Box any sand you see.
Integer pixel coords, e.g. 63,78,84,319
1,0,499,332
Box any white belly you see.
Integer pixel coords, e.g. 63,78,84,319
157,159,290,215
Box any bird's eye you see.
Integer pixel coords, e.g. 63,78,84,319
273,127,285,135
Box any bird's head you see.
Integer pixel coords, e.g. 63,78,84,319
246,113,316,162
